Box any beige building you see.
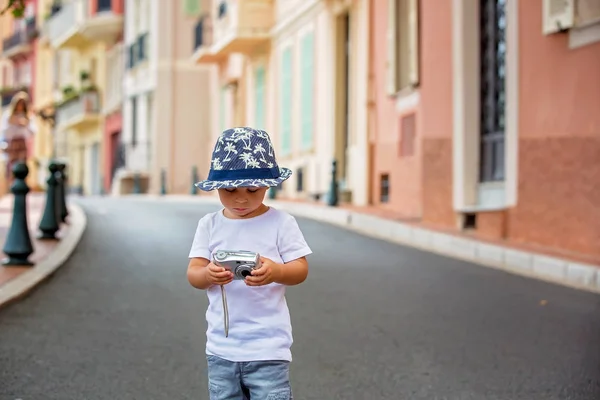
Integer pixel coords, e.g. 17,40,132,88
39,0,124,195
112,0,212,195
192,0,371,205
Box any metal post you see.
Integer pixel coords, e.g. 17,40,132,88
160,168,167,195
38,162,60,240
133,173,141,194
2,163,34,266
326,159,339,207
191,165,198,195
56,162,69,222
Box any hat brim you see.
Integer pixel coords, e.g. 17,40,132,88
194,167,292,191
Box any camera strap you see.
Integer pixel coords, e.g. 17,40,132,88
220,285,230,337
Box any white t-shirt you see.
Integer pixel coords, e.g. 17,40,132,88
188,207,312,362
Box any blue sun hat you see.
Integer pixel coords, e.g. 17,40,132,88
195,127,292,191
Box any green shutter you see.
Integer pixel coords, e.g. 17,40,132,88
300,32,314,150
183,0,201,17
255,66,266,130
280,47,292,155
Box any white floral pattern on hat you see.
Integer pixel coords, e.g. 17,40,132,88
195,127,292,191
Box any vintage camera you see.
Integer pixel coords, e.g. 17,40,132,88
213,250,261,280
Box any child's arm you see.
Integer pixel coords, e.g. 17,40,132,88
187,257,235,289
275,256,309,285
187,257,212,289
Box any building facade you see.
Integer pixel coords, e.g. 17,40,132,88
370,0,600,263
192,0,370,205
41,0,124,195
0,0,41,189
113,0,212,195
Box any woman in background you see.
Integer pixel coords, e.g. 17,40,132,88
0,91,37,184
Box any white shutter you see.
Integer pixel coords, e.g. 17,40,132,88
407,0,419,86
386,0,397,94
542,0,575,34
574,0,600,27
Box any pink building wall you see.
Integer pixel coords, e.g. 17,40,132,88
372,0,600,263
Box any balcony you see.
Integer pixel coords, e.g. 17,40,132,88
45,0,123,49
208,0,274,57
2,18,37,59
55,89,101,131
191,15,221,63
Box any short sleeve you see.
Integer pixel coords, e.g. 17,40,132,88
188,216,211,259
277,214,312,263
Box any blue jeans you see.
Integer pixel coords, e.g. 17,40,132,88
206,355,293,400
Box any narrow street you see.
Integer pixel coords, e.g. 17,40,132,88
0,197,598,400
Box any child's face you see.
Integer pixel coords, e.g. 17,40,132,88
218,187,269,219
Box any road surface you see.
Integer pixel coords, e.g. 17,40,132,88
0,197,599,400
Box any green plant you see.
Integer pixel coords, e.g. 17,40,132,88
0,0,26,18
80,71,90,81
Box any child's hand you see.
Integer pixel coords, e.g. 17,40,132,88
206,262,233,286
245,257,282,286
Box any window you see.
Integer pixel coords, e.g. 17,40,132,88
300,31,315,150
387,0,420,94
380,174,390,203
255,66,266,130
479,0,506,182
280,47,293,155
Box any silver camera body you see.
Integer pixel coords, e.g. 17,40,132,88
213,250,261,280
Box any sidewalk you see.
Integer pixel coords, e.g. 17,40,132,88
138,193,600,295
0,193,87,309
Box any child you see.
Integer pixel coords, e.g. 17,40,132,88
187,127,312,400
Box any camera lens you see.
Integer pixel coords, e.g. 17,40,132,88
241,270,251,278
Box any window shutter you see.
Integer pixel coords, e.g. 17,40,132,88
542,0,574,34
300,31,314,150
407,0,419,86
280,47,293,155
574,0,600,27
386,0,397,94
255,66,266,130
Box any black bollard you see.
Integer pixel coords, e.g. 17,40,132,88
326,159,339,207
56,162,69,222
2,163,34,266
38,162,60,240
191,165,198,195
160,168,167,195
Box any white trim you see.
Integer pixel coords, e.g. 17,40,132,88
395,89,420,114
452,0,480,210
452,0,519,211
505,0,519,207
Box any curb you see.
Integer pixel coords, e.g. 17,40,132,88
0,202,87,310
122,194,600,295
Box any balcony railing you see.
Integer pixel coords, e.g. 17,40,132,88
56,90,100,129
45,0,122,48
2,17,37,57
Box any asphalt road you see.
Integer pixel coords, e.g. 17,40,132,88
0,197,599,400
